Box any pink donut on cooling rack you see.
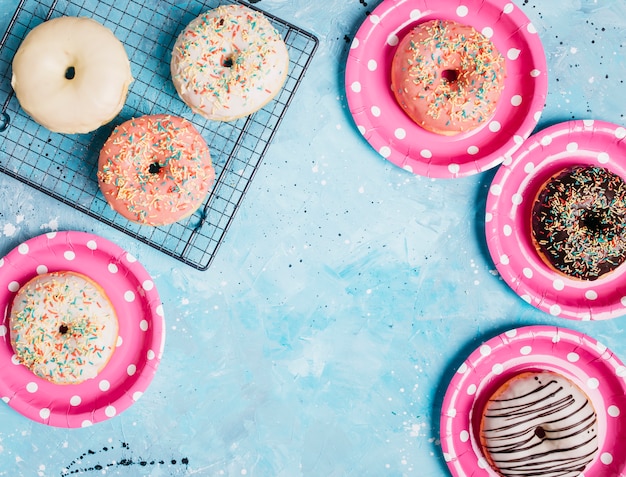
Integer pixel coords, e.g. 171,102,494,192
391,19,506,136
97,114,215,226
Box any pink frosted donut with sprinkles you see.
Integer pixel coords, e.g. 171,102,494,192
391,19,506,136
97,114,215,226
9,271,119,385
170,4,289,121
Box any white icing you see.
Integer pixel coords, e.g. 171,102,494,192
171,5,289,121
11,16,132,134
9,272,118,384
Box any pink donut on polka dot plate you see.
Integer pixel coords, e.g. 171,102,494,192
345,0,547,178
0,231,165,427
440,325,626,477
486,120,626,320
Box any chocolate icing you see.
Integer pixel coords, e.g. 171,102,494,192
531,165,626,280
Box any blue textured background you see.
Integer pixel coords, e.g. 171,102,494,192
0,0,625,475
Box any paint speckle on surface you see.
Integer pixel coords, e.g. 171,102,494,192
39,217,59,230
3,223,16,236
61,442,189,476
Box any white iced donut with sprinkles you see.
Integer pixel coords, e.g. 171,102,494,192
170,4,289,121
9,271,119,385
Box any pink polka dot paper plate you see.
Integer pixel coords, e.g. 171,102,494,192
345,0,547,178
440,325,626,477
486,120,626,320
345,0,548,178
0,231,165,428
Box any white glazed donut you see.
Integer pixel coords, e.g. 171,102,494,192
11,16,133,134
170,4,289,121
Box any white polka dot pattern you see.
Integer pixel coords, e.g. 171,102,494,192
485,120,626,320
441,326,626,477
344,0,547,178
0,231,165,428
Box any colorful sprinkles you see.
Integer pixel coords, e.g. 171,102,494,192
97,114,215,227
532,165,626,281
391,19,506,135
170,4,289,121
9,271,118,385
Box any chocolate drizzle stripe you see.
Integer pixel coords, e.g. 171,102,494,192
484,395,589,434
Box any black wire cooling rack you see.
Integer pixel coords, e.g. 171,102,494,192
0,0,318,270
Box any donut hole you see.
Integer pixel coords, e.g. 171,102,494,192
65,66,76,80
441,69,459,83
534,426,546,440
222,56,234,68
148,162,162,174
59,324,69,335
580,209,615,237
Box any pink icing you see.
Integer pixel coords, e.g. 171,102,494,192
98,114,215,226
391,19,506,135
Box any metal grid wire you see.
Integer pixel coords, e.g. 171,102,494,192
0,0,318,270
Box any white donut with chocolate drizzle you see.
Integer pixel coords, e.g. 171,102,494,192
479,371,598,477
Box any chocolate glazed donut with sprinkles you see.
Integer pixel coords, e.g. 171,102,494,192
97,114,215,227
531,165,626,280
391,19,506,136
